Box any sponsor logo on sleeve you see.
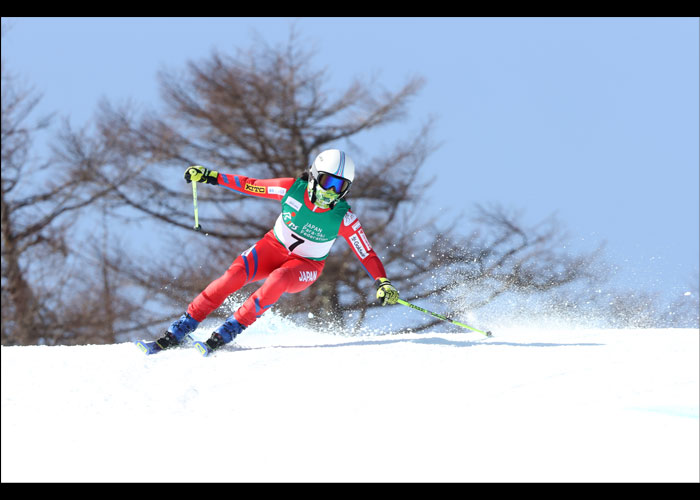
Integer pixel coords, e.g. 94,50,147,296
268,186,287,196
349,234,369,259
343,212,358,226
245,183,267,194
358,229,372,251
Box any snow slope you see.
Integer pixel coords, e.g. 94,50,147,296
2,315,698,483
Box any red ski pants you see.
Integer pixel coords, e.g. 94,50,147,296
187,231,324,327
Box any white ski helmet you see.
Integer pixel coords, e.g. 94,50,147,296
308,149,355,208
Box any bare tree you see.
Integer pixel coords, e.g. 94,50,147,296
0,51,121,344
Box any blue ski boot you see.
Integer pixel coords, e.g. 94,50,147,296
135,312,200,355
194,316,247,357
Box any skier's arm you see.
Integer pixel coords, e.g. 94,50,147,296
185,165,294,201
217,173,294,201
339,211,399,305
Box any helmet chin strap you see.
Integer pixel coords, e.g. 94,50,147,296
308,177,318,204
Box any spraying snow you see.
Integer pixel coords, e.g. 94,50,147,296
1,312,698,482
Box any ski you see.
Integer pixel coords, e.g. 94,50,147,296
134,340,163,355
193,341,214,357
134,334,194,355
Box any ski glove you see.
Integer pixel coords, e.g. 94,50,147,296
375,278,399,306
185,165,219,185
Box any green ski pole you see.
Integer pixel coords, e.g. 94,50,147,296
397,299,492,337
191,175,202,232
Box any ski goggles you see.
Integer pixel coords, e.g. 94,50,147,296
316,172,351,195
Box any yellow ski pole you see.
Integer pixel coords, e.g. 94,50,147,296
397,299,492,337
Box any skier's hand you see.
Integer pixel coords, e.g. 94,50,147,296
185,165,219,185
375,278,399,306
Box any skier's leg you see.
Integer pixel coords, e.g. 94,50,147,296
185,255,250,322
197,256,325,354
152,233,285,352
187,233,286,322
233,256,325,327
195,247,326,355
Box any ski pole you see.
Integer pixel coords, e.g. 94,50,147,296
191,174,202,232
397,299,492,337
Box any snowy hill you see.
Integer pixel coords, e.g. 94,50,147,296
2,315,698,483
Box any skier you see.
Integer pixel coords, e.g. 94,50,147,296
140,149,400,356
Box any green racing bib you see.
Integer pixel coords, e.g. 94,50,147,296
272,178,350,260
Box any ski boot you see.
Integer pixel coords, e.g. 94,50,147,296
194,316,247,357
135,312,200,355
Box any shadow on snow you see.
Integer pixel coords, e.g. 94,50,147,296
226,336,604,352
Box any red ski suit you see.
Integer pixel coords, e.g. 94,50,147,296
187,173,388,327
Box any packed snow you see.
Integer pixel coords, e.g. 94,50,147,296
1,312,698,483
